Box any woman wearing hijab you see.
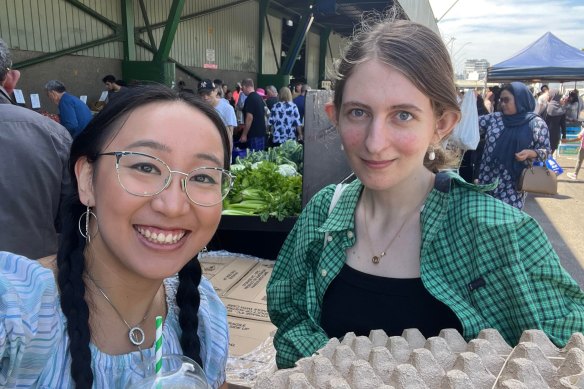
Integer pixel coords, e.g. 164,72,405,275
477,82,551,210
545,89,567,154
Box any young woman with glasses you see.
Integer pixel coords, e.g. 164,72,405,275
0,84,233,388
477,82,551,210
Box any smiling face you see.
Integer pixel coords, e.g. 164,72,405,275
326,60,455,192
76,101,225,280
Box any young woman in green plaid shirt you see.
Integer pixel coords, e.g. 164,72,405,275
267,15,584,369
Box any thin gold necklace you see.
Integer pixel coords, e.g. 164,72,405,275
86,273,157,352
362,177,433,264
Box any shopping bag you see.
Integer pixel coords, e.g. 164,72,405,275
450,90,480,150
517,164,557,195
545,156,564,176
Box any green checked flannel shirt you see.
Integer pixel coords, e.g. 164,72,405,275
267,172,584,369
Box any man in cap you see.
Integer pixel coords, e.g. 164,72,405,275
198,79,237,148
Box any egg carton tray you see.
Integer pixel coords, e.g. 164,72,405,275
253,328,584,389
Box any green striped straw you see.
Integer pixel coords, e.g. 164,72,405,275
155,316,163,377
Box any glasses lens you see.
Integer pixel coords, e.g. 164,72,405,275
116,153,170,196
186,168,232,206
499,97,510,104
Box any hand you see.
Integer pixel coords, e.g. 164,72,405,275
515,149,537,161
239,134,248,143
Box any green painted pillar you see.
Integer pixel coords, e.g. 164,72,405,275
121,0,136,61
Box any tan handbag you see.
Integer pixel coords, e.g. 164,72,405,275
517,163,557,195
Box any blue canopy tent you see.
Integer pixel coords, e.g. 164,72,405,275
487,32,584,82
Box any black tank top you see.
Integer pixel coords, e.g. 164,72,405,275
321,264,463,339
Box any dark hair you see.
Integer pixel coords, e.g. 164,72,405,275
476,94,489,116
330,14,461,171
57,84,230,387
569,90,579,104
102,74,116,84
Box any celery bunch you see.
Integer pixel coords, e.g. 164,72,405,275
223,161,302,221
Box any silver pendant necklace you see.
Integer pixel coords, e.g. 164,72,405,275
86,273,157,350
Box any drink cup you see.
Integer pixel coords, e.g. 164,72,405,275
126,354,210,389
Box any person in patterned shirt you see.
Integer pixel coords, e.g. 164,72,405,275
266,14,584,370
477,82,550,210
268,86,302,144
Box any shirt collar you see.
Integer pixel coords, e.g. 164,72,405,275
316,171,492,235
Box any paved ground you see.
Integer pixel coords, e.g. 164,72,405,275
522,153,584,288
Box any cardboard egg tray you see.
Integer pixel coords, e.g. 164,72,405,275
253,328,584,389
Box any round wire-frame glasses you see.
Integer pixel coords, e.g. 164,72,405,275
99,151,234,207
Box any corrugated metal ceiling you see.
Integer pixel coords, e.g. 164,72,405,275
272,0,395,36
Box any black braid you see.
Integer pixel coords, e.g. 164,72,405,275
176,257,204,368
56,199,93,388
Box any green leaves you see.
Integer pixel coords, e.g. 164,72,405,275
223,160,302,221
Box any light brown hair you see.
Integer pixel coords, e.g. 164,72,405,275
331,14,461,171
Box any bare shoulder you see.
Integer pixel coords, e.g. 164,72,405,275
38,254,58,279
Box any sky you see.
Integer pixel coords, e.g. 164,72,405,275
427,0,584,74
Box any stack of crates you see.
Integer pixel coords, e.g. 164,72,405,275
558,122,582,155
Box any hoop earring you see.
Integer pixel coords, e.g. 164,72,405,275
428,146,436,161
78,206,98,243
197,246,208,259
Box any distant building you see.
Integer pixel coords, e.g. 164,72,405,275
464,59,490,80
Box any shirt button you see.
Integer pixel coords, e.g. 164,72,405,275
321,269,327,277
326,235,333,242
347,231,354,239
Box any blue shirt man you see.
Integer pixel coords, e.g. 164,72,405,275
45,80,93,138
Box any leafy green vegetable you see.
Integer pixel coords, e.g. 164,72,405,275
223,160,302,221
235,140,304,174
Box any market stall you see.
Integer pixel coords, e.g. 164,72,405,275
487,32,584,82
209,90,352,260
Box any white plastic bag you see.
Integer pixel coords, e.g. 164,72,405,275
450,89,480,150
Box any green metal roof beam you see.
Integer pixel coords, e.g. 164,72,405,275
65,0,119,32
258,0,270,75
137,0,251,34
265,5,281,73
138,0,157,50
122,0,136,61
279,11,315,75
153,0,186,63
14,35,121,70
137,39,203,81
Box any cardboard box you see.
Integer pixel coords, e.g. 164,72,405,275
201,254,278,387
204,256,258,296
223,261,274,304
222,298,272,323
227,317,276,357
